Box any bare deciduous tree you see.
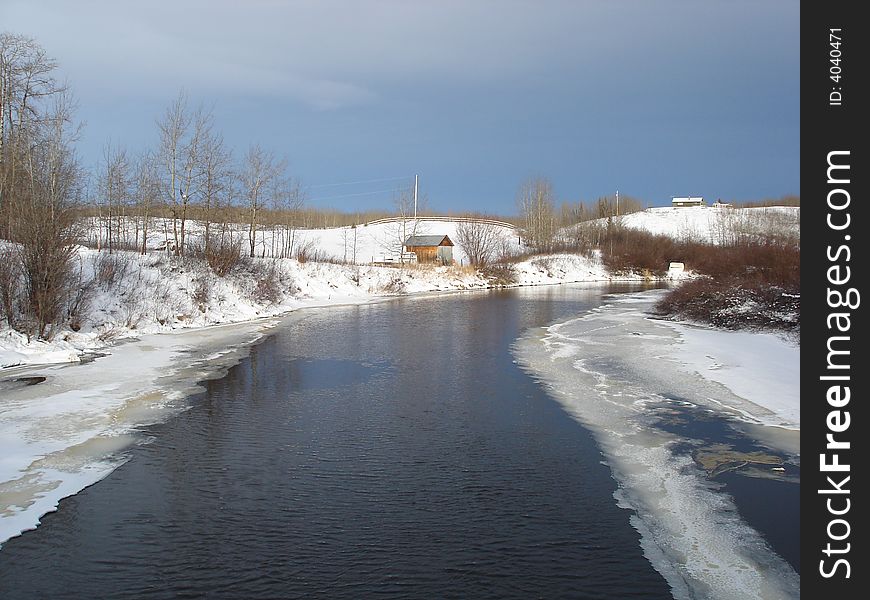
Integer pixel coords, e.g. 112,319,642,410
455,219,502,267
97,142,130,253
378,182,427,263
132,150,159,255
197,128,233,256
1,32,66,240
14,91,83,339
156,91,212,255
517,177,557,252
270,176,305,259
239,144,283,258
0,245,20,328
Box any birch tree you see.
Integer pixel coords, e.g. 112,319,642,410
156,91,211,255
197,128,232,255
239,144,283,258
517,177,556,252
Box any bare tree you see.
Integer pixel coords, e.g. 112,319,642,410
455,219,502,267
156,91,211,255
13,90,83,338
197,128,232,255
270,175,304,259
239,144,283,258
97,142,130,253
1,32,66,240
378,182,427,263
0,245,20,328
132,150,159,254
517,177,556,252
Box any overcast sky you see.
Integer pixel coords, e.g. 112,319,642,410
3,0,799,213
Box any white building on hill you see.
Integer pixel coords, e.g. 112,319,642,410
672,196,705,207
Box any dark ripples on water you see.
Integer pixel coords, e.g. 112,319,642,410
0,285,672,599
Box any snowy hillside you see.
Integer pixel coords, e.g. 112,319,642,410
0,243,621,369
597,206,800,244
80,217,523,266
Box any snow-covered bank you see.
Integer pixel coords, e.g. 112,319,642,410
0,247,633,547
0,319,274,546
0,246,622,369
655,320,799,428
513,290,799,600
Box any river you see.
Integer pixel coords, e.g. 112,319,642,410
0,284,797,598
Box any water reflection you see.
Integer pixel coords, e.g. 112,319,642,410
0,284,672,599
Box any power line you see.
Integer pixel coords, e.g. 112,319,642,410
308,176,413,189
308,188,405,203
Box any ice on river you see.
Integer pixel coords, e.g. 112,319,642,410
0,320,275,547
513,289,800,600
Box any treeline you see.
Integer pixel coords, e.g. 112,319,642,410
1,32,798,339
515,177,644,252
0,33,310,338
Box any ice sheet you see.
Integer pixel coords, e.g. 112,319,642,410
513,290,800,599
0,319,275,546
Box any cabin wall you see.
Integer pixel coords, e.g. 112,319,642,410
408,246,439,262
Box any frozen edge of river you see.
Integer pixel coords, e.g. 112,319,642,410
0,279,635,549
512,289,800,600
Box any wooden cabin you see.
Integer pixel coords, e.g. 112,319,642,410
403,234,454,264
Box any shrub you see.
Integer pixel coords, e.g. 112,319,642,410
654,277,799,330
204,237,246,277
380,275,406,295
242,261,289,305
0,247,22,328
479,263,518,286
93,252,134,290
192,276,212,307
295,239,318,263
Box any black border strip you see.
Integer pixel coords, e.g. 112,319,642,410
802,2,866,596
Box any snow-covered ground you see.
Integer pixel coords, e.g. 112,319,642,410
0,220,634,548
604,205,799,244
656,321,799,428
514,289,799,599
0,245,621,369
6,205,800,368
0,210,799,554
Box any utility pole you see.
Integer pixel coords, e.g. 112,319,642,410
616,189,619,217
414,174,418,219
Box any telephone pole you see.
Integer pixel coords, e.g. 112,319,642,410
414,174,418,219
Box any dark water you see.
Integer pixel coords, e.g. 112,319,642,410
654,401,801,574
0,285,674,599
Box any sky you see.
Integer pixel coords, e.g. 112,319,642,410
3,0,799,214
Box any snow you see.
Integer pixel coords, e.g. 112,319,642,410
0,320,274,546
611,206,800,244
0,216,628,369
514,290,800,599
655,321,799,428
0,211,798,551
0,218,643,547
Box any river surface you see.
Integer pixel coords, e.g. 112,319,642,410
0,285,797,599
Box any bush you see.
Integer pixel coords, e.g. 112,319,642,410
204,237,246,277
380,275,406,295
93,252,134,290
654,277,799,330
295,239,318,264
479,263,518,286
0,247,22,328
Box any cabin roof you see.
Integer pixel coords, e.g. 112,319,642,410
404,235,454,247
